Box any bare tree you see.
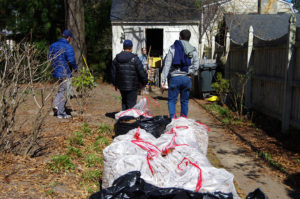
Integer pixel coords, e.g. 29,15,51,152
0,40,58,156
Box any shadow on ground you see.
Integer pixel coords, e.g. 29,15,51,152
284,172,300,198
105,112,118,119
153,96,168,101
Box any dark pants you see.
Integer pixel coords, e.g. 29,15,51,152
120,90,138,110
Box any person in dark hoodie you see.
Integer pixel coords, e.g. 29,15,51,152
111,40,148,110
161,29,199,118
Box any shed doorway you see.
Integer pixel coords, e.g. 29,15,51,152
146,29,163,57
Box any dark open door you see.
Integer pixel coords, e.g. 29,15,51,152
146,29,163,57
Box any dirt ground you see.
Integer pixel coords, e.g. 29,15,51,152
0,83,299,198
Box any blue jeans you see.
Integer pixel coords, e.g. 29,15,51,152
168,76,192,118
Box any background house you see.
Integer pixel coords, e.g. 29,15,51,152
201,0,294,52
110,0,201,58
225,13,300,44
0,29,15,50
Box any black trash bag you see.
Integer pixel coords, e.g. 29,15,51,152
89,171,233,199
114,116,171,138
246,188,268,199
138,116,171,138
114,116,139,136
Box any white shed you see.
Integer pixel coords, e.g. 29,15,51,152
110,0,201,58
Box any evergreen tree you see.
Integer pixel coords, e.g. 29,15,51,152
0,0,65,42
292,0,300,12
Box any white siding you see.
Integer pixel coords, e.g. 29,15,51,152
221,0,293,14
112,24,199,58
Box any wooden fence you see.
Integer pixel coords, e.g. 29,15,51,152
225,15,300,132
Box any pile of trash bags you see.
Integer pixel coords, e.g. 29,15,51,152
91,97,267,199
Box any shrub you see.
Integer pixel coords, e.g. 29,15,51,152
211,73,229,105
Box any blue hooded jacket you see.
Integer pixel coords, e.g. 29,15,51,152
49,38,78,78
172,40,191,72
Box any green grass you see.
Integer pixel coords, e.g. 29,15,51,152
81,123,92,135
67,146,83,157
86,134,111,153
297,159,300,163
48,155,75,172
98,123,113,135
84,154,103,167
258,151,286,173
24,88,32,94
87,186,97,194
81,169,102,183
45,182,58,196
88,139,102,153
203,103,244,126
46,122,112,195
68,131,85,146
45,188,57,196
96,135,110,146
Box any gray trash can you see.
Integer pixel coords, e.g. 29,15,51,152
199,63,217,96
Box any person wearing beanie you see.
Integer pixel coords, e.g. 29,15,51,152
111,40,148,110
161,29,199,118
49,29,78,119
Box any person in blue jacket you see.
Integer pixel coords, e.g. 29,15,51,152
49,30,78,119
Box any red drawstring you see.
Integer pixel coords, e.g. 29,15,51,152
131,139,161,174
118,108,154,119
175,126,189,129
172,113,188,119
131,128,161,174
166,128,177,136
133,126,141,140
162,133,189,155
131,128,202,191
162,127,189,156
143,95,161,108
195,121,210,132
177,157,202,192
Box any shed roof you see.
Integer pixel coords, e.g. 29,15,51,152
225,14,300,44
110,0,202,23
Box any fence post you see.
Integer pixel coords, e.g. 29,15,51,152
282,15,296,133
225,32,230,79
211,36,215,59
245,26,254,108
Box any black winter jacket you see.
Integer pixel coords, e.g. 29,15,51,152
111,51,148,91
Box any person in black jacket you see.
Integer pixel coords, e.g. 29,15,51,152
111,40,148,110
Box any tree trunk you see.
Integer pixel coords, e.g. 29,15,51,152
65,0,86,67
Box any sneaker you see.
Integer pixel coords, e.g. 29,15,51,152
53,107,58,116
57,114,72,119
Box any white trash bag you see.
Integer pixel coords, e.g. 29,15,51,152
102,127,239,198
165,117,209,155
115,97,153,120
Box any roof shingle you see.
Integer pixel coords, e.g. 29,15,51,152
110,0,202,22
